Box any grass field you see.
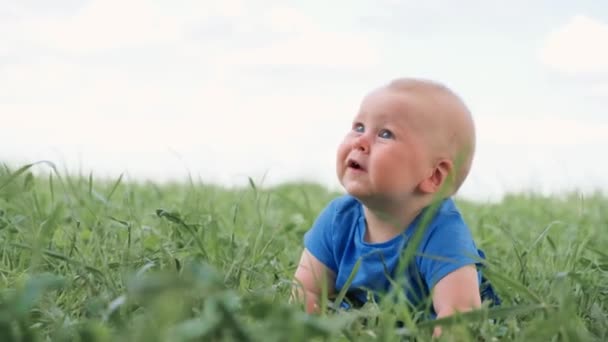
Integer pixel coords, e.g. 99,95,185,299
1,162,607,341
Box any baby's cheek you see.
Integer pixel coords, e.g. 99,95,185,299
335,146,346,170
336,141,350,158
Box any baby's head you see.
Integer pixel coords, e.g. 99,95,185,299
336,77,475,206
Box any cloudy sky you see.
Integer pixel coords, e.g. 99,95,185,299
1,0,607,201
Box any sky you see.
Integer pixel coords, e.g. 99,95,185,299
1,0,607,201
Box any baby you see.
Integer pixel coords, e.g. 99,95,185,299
293,78,499,325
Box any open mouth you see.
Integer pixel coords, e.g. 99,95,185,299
347,159,364,171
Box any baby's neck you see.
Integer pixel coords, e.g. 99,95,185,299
362,200,426,244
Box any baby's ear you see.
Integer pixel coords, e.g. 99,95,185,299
419,159,453,194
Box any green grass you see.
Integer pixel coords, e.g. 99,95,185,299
0,162,607,341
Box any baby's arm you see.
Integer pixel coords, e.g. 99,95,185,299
293,248,336,313
432,265,481,336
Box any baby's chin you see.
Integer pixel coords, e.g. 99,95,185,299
343,183,417,206
341,184,374,202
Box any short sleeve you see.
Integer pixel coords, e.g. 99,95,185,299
417,213,481,289
304,200,338,272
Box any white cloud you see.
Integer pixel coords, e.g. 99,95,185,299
262,6,314,35
225,31,379,68
590,82,608,97
28,0,184,53
204,4,380,69
477,115,608,146
4,0,378,70
3,1,228,57
538,15,608,74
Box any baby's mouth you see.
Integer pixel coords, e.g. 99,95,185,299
347,159,365,171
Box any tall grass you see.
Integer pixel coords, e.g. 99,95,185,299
0,162,606,341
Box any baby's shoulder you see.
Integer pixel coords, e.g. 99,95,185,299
418,198,476,248
324,194,362,225
329,194,360,211
421,198,472,239
433,198,466,225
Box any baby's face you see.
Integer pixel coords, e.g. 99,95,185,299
336,87,435,203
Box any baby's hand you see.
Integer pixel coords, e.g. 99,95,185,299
431,265,481,337
292,249,336,313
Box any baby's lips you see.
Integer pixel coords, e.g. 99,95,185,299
346,158,366,171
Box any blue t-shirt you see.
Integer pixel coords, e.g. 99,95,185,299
304,195,490,310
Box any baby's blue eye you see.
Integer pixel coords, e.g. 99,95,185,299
353,123,364,133
378,129,394,139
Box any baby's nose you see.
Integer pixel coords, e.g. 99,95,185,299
353,134,371,152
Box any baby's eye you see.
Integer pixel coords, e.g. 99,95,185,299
353,123,365,133
378,129,394,139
